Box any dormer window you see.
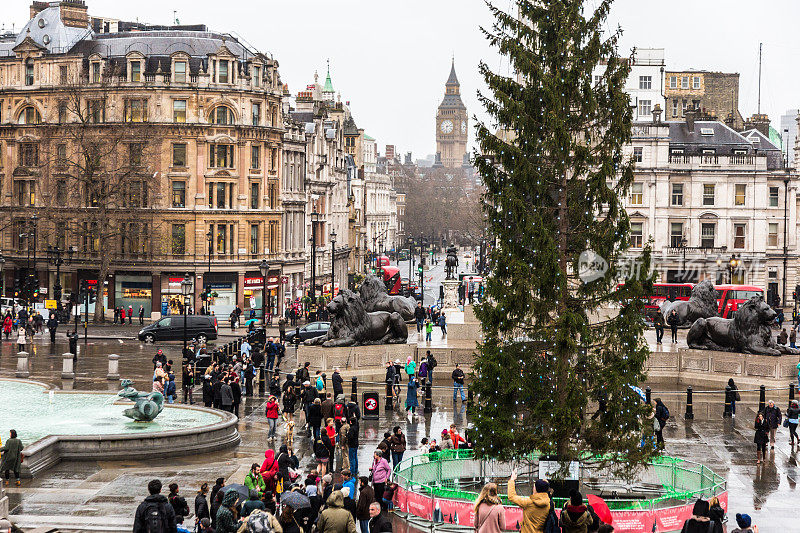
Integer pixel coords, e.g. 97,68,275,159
174,61,187,83
130,60,141,82
91,62,101,83
25,60,34,86
218,61,229,84
253,66,261,87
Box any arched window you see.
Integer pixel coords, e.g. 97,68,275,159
18,106,41,125
211,106,235,125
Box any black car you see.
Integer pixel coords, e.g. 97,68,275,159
284,321,330,344
138,315,219,344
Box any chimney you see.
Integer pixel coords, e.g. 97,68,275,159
59,0,89,29
30,1,50,19
746,113,770,137
651,103,662,124
685,106,697,133
724,112,736,129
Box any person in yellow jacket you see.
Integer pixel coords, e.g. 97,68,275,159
507,469,552,533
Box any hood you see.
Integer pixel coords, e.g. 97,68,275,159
264,449,275,462
561,507,591,526
145,494,169,504
221,490,240,507
326,490,345,508
279,445,288,454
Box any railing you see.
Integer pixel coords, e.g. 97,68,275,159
668,154,757,167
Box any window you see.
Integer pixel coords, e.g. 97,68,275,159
638,76,652,90
216,224,227,253
669,76,677,88
769,186,779,207
128,143,143,167
671,183,683,206
768,223,779,247
124,99,147,122
173,100,186,123
130,61,141,82
734,184,746,206
252,103,261,126
250,182,260,209
171,181,186,208
692,76,700,89
250,224,259,255
56,179,67,206
91,62,101,83
703,184,715,206
251,145,261,169
124,180,147,207
174,61,187,83
208,182,234,209
681,76,689,89
672,99,678,118
56,144,67,167
593,74,602,86
58,102,67,123
19,142,39,167
630,222,643,248
701,223,715,248
734,224,746,249
633,147,643,163
25,60,34,86
218,61,229,84
630,182,643,205
268,181,277,208
681,100,687,116
14,180,34,206
212,106,234,125
172,143,187,167
172,224,186,255
19,107,41,125
208,144,234,168
637,100,651,117
270,148,277,170
670,222,684,248
59,65,68,84
88,99,105,123
253,66,261,87
216,182,227,209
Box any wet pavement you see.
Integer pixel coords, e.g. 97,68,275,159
0,334,799,531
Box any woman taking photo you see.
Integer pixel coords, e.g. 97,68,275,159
473,482,505,533
754,411,770,463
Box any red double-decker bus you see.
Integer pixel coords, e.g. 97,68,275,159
619,282,764,320
714,285,764,318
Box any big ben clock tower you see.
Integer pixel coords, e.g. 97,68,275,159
436,59,468,168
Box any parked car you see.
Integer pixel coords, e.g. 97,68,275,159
138,315,218,344
284,321,330,344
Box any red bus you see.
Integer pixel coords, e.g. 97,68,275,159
382,266,402,295
619,282,764,320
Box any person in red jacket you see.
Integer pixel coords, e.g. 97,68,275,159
448,424,466,449
265,395,280,440
259,449,279,492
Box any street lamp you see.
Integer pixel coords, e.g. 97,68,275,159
679,237,688,283
259,259,269,325
330,229,337,296
180,273,192,357
204,230,213,314
310,211,320,309
728,254,740,284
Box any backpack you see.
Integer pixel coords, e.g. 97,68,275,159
543,506,559,533
428,354,437,369
144,501,167,533
245,509,275,533
405,362,415,375
334,403,345,421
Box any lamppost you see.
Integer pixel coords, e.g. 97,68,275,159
180,273,192,357
679,237,688,283
31,214,38,307
0,253,5,298
310,211,320,308
259,259,269,325
728,254,740,284
204,230,213,314
330,229,337,296
47,245,75,321
407,237,415,288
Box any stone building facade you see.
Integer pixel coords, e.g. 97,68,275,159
664,70,743,129
0,1,285,319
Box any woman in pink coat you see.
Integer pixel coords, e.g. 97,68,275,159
474,482,506,533
370,450,392,506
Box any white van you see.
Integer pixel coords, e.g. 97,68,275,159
0,297,20,313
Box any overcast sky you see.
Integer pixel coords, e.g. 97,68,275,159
4,0,799,158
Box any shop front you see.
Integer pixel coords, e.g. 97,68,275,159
203,273,238,318
74,271,108,316
243,272,282,320
114,274,153,317
159,274,197,317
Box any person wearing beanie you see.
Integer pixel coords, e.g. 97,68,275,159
731,513,756,533
559,489,592,533
680,499,711,533
507,469,550,533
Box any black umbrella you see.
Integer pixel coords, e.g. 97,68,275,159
281,490,311,509
222,483,251,505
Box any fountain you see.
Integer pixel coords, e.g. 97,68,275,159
0,378,240,477
117,379,164,422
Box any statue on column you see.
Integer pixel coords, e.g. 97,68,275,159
445,245,459,280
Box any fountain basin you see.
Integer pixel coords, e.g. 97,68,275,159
0,379,240,477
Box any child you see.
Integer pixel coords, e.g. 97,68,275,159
382,481,397,510
425,319,433,342
165,373,177,404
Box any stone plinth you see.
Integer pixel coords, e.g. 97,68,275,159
61,352,75,379
297,343,418,370
442,279,460,309
16,351,29,378
0,485,7,519
107,353,120,381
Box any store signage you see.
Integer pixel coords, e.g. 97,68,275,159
168,277,183,288
267,276,280,289
244,277,263,288
209,282,233,290
281,276,289,284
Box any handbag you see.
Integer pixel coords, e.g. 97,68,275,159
653,419,661,432
784,419,790,428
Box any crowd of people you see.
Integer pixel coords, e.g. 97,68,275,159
1,306,59,345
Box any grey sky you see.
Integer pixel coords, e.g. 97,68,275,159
4,0,798,158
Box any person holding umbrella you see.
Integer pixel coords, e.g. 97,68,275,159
215,490,241,533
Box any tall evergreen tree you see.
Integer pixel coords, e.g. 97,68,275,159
471,0,657,473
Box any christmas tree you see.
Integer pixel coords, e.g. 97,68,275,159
471,0,657,473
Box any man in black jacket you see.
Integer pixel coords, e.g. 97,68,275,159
414,302,426,334
452,364,466,402
332,367,344,398
209,477,225,527
133,479,177,533
368,502,392,533
47,313,58,343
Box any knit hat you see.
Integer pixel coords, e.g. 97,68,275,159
322,474,332,485
341,486,350,498
736,514,752,528
569,489,582,506
534,479,549,493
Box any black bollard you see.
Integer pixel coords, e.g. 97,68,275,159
351,377,358,404
685,386,694,420
259,364,266,395
467,388,473,414
424,376,433,413
790,383,795,410
759,385,766,412
385,382,393,410
645,386,652,405
723,385,732,418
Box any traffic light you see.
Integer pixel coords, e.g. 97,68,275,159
53,283,62,301
88,287,96,304
417,265,423,275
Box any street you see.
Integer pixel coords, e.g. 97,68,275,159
396,250,479,307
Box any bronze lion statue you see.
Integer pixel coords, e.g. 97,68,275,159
359,275,415,321
686,295,798,355
659,279,719,327
305,289,408,347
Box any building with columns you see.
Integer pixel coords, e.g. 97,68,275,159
0,1,285,319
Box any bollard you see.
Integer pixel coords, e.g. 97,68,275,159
61,352,75,379
16,351,30,378
790,383,795,410
723,385,732,418
259,365,266,395
351,377,358,404
645,386,652,405
424,376,433,413
685,386,694,420
107,353,120,381
759,385,766,412
467,388,474,414
385,382,393,410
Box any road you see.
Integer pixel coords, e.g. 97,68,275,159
396,252,478,307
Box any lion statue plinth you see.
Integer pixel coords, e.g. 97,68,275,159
660,279,719,327
687,295,798,356
305,290,408,347
359,275,415,321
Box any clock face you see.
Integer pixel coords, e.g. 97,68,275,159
461,121,467,134
440,120,454,134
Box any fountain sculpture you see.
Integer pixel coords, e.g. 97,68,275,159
117,379,165,422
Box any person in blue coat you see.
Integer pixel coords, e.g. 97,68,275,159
406,376,419,415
